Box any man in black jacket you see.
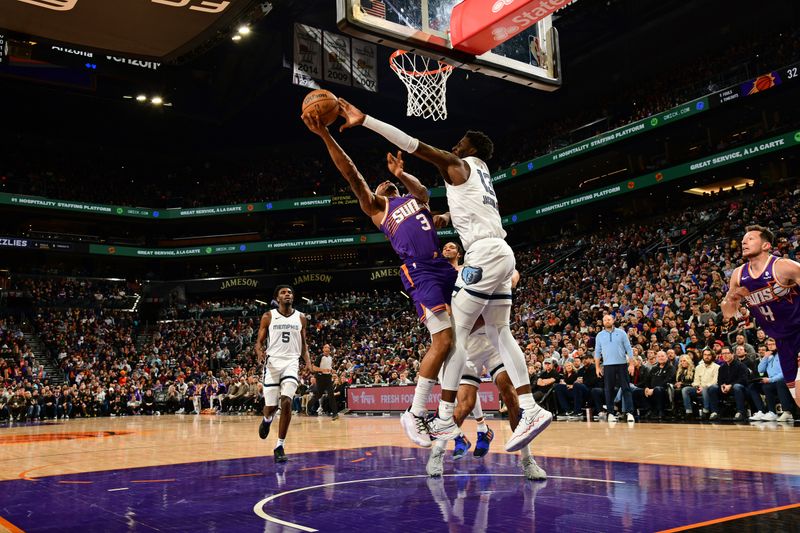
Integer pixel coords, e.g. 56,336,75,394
707,347,749,420
639,351,676,420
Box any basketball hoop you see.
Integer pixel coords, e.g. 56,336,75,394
390,50,454,121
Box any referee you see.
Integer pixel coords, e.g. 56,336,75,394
595,314,635,422
316,344,338,421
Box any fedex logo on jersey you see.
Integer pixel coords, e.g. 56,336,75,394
391,198,424,225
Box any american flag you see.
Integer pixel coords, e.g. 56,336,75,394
362,0,386,18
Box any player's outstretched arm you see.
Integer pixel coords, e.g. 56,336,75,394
720,267,748,320
255,312,271,364
339,98,470,186
302,112,385,221
386,151,429,203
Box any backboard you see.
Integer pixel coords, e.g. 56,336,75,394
336,0,561,90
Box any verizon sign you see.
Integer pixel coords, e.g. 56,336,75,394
347,383,501,411
450,0,573,55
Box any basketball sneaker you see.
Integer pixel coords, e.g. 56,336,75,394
453,435,471,460
427,415,461,442
274,445,288,463
401,408,432,447
504,406,552,452
473,428,494,458
777,411,794,423
258,417,271,440
426,445,445,477
522,456,547,481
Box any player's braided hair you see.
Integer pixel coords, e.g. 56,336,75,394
465,130,494,161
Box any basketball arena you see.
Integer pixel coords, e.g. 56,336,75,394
0,1,799,531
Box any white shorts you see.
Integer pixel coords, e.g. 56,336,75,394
455,238,515,307
262,358,299,403
459,326,506,387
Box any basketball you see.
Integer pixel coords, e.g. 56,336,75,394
302,89,340,126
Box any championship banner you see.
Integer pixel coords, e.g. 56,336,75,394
347,383,501,412
323,31,352,87
293,23,322,88
351,38,377,92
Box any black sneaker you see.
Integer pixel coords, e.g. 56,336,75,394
274,445,288,463
259,418,271,440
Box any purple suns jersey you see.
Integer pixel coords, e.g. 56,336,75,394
739,255,800,339
380,194,441,261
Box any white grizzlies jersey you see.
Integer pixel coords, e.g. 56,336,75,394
444,156,506,252
266,309,303,361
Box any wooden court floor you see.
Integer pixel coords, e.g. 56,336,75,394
1,415,799,532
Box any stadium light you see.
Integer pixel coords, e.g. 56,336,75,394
151,96,163,105
237,25,251,35
232,34,243,42
136,94,147,102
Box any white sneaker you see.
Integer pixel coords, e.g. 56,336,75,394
626,413,635,423
763,411,779,421
749,411,766,421
400,409,432,448
598,411,608,420
522,456,547,480
505,406,552,452
427,415,461,442
607,414,618,422
426,445,445,477
777,411,794,423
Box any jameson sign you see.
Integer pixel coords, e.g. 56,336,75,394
491,97,710,184
524,130,799,220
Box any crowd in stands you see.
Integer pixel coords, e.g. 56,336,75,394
1,27,798,211
6,277,139,309
2,178,799,423
159,298,268,320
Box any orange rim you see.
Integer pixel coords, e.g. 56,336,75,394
389,49,454,77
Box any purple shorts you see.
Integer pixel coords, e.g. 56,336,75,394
400,258,457,320
775,330,800,383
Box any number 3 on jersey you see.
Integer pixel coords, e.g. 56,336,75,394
416,213,431,231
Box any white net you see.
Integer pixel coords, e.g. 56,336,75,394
390,50,454,121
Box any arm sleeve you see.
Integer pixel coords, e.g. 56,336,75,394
363,115,420,153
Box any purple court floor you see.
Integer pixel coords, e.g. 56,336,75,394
1,446,799,532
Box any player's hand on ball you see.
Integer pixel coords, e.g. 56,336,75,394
387,151,404,178
301,112,327,136
338,98,365,131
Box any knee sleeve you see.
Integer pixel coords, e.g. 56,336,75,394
440,339,466,392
